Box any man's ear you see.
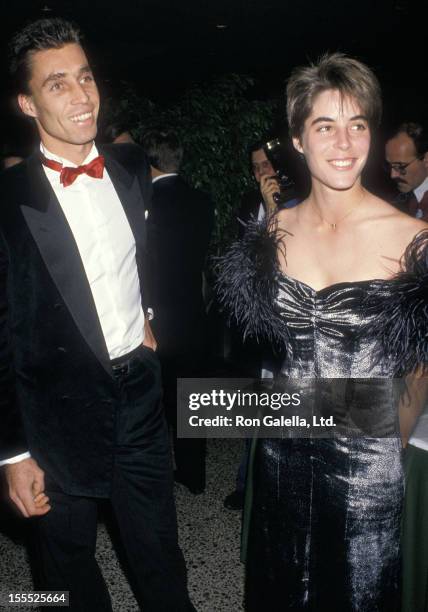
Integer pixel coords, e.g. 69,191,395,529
423,151,428,174
18,94,37,119
292,136,304,155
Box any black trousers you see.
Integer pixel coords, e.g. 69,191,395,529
32,346,194,612
160,353,206,491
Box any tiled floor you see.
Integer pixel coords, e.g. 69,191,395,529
0,439,245,611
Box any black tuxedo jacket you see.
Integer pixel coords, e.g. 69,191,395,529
147,175,214,357
0,144,152,496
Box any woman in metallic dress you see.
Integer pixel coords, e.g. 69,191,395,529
218,53,428,611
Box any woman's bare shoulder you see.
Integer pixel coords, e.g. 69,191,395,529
367,194,427,233
275,203,301,230
364,195,428,260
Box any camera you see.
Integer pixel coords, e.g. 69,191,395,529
263,138,294,205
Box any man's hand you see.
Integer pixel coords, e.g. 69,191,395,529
4,458,51,518
260,174,280,215
143,318,157,351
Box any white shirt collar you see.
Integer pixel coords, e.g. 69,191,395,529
152,173,178,184
40,141,98,167
414,175,428,202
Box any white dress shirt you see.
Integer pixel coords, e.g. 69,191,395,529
152,172,178,184
40,142,145,358
0,142,146,466
414,175,428,203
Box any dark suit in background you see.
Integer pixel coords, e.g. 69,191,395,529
148,174,214,492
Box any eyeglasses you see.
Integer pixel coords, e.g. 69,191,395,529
383,156,422,176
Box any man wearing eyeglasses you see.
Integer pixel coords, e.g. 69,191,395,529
385,121,428,221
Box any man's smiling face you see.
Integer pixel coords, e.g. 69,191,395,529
18,42,99,161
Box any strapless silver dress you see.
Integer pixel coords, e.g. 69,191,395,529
216,219,428,612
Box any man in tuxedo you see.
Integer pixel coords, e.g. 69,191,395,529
385,122,428,221
143,131,214,494
0,18,194,611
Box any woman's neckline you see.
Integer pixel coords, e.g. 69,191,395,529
276,268,394,297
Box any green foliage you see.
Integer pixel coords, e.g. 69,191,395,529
104,75,278,252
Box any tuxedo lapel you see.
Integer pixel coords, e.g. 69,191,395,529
102,148,149,309
102,149,147,253
20,153,112,376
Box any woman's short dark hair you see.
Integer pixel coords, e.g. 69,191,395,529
9,17,82,95
286,53,382,139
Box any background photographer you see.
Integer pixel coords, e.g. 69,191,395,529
237,139,299,237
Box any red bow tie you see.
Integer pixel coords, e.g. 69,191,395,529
40,154,105,187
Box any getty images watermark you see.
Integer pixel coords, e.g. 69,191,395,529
177,378,403,438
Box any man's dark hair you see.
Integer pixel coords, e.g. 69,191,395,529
9,18,83,95
101,119,133,144
388,122,428,157
248,140,265,156
142,130,183,173
248,134,278,158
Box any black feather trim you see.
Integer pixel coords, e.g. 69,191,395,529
363,228,428,376
214,215,292,350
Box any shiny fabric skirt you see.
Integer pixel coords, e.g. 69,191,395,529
244,437,403,612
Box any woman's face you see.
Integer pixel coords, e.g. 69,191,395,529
293,89,371,192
